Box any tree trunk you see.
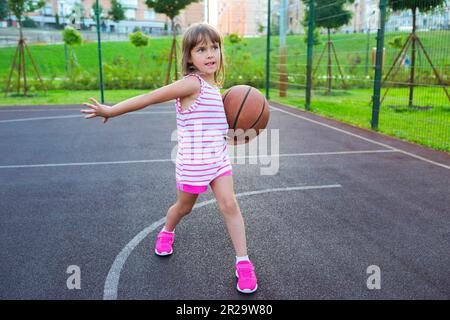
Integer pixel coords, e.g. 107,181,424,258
17,24,24,95
326,29,332,94
173,25,178,81
165,20,175,85
279,46,287,97
408,7,417,108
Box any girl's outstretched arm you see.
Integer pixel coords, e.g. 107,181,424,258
81,77,200,121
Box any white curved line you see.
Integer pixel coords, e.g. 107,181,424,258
103,184,342,300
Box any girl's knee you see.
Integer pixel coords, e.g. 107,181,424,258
175,202,194,216
218,197,238,213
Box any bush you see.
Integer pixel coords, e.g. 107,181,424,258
62,27,83,46
226,33,242,44
129,31,149,48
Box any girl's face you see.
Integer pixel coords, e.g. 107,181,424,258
189,38,221,76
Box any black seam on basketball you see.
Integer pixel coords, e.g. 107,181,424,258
249,99,266,130
222,89,231,104
232,86,253,131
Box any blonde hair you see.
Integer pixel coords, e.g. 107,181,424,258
181,23,225,88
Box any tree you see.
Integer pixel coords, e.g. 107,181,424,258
91,3,105,21
383,0,449,107
129,31,150,67
145,0,200,84
303,28,321,46
0,0,8,21
129,31,149,47
303,0,355,93
225,33,244,71
4,0,47,96
8,0,45,30
62,26,83,77
108,0,125,31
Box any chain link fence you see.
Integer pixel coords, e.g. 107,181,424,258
267,0,449,152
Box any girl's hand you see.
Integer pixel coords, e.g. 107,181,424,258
80,98,112,124
226,135,251,145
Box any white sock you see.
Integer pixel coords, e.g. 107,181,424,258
162,226,175,233
236,255,249,264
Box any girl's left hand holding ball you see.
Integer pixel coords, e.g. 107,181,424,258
80,98,112,124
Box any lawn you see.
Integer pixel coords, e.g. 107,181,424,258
0,31,448,152
268,87,450,152
2,31,448,82
0,86,447,152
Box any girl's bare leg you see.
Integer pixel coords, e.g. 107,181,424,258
164,189,199,231
210,175,248,257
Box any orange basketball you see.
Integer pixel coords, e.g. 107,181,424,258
222,85,270,144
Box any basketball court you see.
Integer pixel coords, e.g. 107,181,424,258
0,101,449,299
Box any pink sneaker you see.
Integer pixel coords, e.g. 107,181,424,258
235,260,258,293
154,230,175,256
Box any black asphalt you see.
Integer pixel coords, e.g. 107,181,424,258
0,101,449,300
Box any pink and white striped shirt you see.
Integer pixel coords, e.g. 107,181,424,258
175,73,232,187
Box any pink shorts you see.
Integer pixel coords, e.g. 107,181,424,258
176,170,232,194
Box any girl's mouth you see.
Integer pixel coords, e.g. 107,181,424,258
205,62,216,67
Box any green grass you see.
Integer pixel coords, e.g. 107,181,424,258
0,38,174,79
1,86,447,152
0,31,449,152
0,89,150,106
269,87,450,152
1,31,448,81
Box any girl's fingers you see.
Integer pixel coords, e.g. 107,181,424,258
82,102,97,110
89,97,100,106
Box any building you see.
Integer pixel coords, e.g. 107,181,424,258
217,0,268,36
385,0,450,32
343,0,379,34
22,0,212,35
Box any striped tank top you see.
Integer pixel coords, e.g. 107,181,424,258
175,73,232,187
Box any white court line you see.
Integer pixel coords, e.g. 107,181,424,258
0,111,173,123
1,104,447,169
103,183,342,300
270,105,450,170
0,150,397,169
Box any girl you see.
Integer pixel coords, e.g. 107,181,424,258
80,23,257,294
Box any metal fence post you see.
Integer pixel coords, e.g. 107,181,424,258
371,0,387,130
95,0,105,103
305,0,315,111
265,0,271,100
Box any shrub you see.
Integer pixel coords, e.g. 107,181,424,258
129,31,149,48
62,27,83,46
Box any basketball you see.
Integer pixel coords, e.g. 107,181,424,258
222,85,270,145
